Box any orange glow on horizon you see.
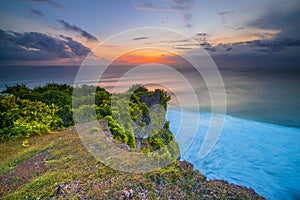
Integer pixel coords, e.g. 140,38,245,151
111,49,177,65
211,28,280,46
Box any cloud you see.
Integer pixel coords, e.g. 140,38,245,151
133,0,192,11
247,2,300,39
182,13,192,27
218,11,234,16
233,27,245,30
133,0,194,27
204,47,216,52
226,47,232,51
218,10,234,25
187,29,300,56
230,1,300,54
24,0,64,9
173,0,193,5
175,46,193,50
195,33,209,42
30,8,44,17
171,39,190,43
0,29,90,61
133,36,149,40
57,19,98,42
246,38,300,52
199,42,211,47
197,33,208,37
207,37,300,54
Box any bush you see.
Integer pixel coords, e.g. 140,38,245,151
0,95,62,140
105,116,127,141
2,83,74,127
0,83,178,156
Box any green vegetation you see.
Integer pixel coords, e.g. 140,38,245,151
1,83,175,152
0,129,265,199
2,83,73,127
0,83,265,199
0,95,61,140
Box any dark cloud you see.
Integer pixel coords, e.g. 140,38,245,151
232,3,300,54
197,33,208,37
57,19,98,42
247,38,300,52
225,47,232,51
195,33,209,42
199,42,211,48
25,0,64,9
247,4,300,39
189,4,300,68
30,8,44,17
193,3,300,56
133,36,149,40
204,47,217,52
0,29,90,61
204,37,300,54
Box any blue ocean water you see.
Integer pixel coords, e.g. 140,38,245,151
1,65,300,199
167,108,300,199
0,66,78,90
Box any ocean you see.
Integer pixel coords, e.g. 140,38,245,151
167,108,300,199
1,65,300,199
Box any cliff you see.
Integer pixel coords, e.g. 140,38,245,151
0,128,265,199
0,83,265,199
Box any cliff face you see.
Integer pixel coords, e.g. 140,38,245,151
138,89,161,126
138,89,161,109
132,88,176,152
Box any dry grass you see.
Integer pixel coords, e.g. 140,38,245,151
0,128,265,199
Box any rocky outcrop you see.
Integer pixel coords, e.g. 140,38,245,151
99,119,112,138
138,89,161,109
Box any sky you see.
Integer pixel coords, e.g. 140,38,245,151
0,0,299,67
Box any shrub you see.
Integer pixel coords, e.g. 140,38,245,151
2,83,74,127
0,95,62,140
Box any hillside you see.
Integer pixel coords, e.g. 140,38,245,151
0,83,265,199
0,128,265,199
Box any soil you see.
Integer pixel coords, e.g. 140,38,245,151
0,151,49,196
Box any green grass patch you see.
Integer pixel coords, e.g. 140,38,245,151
0,129,265,200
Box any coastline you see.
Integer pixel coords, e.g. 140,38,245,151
1,80,299,199
167,107,300,199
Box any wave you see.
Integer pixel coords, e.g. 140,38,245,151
167,107,300,199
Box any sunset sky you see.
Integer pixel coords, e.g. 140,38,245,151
0,0,299,67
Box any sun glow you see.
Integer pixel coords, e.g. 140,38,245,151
111,49,177,65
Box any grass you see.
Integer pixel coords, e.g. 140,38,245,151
0,128,265,199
